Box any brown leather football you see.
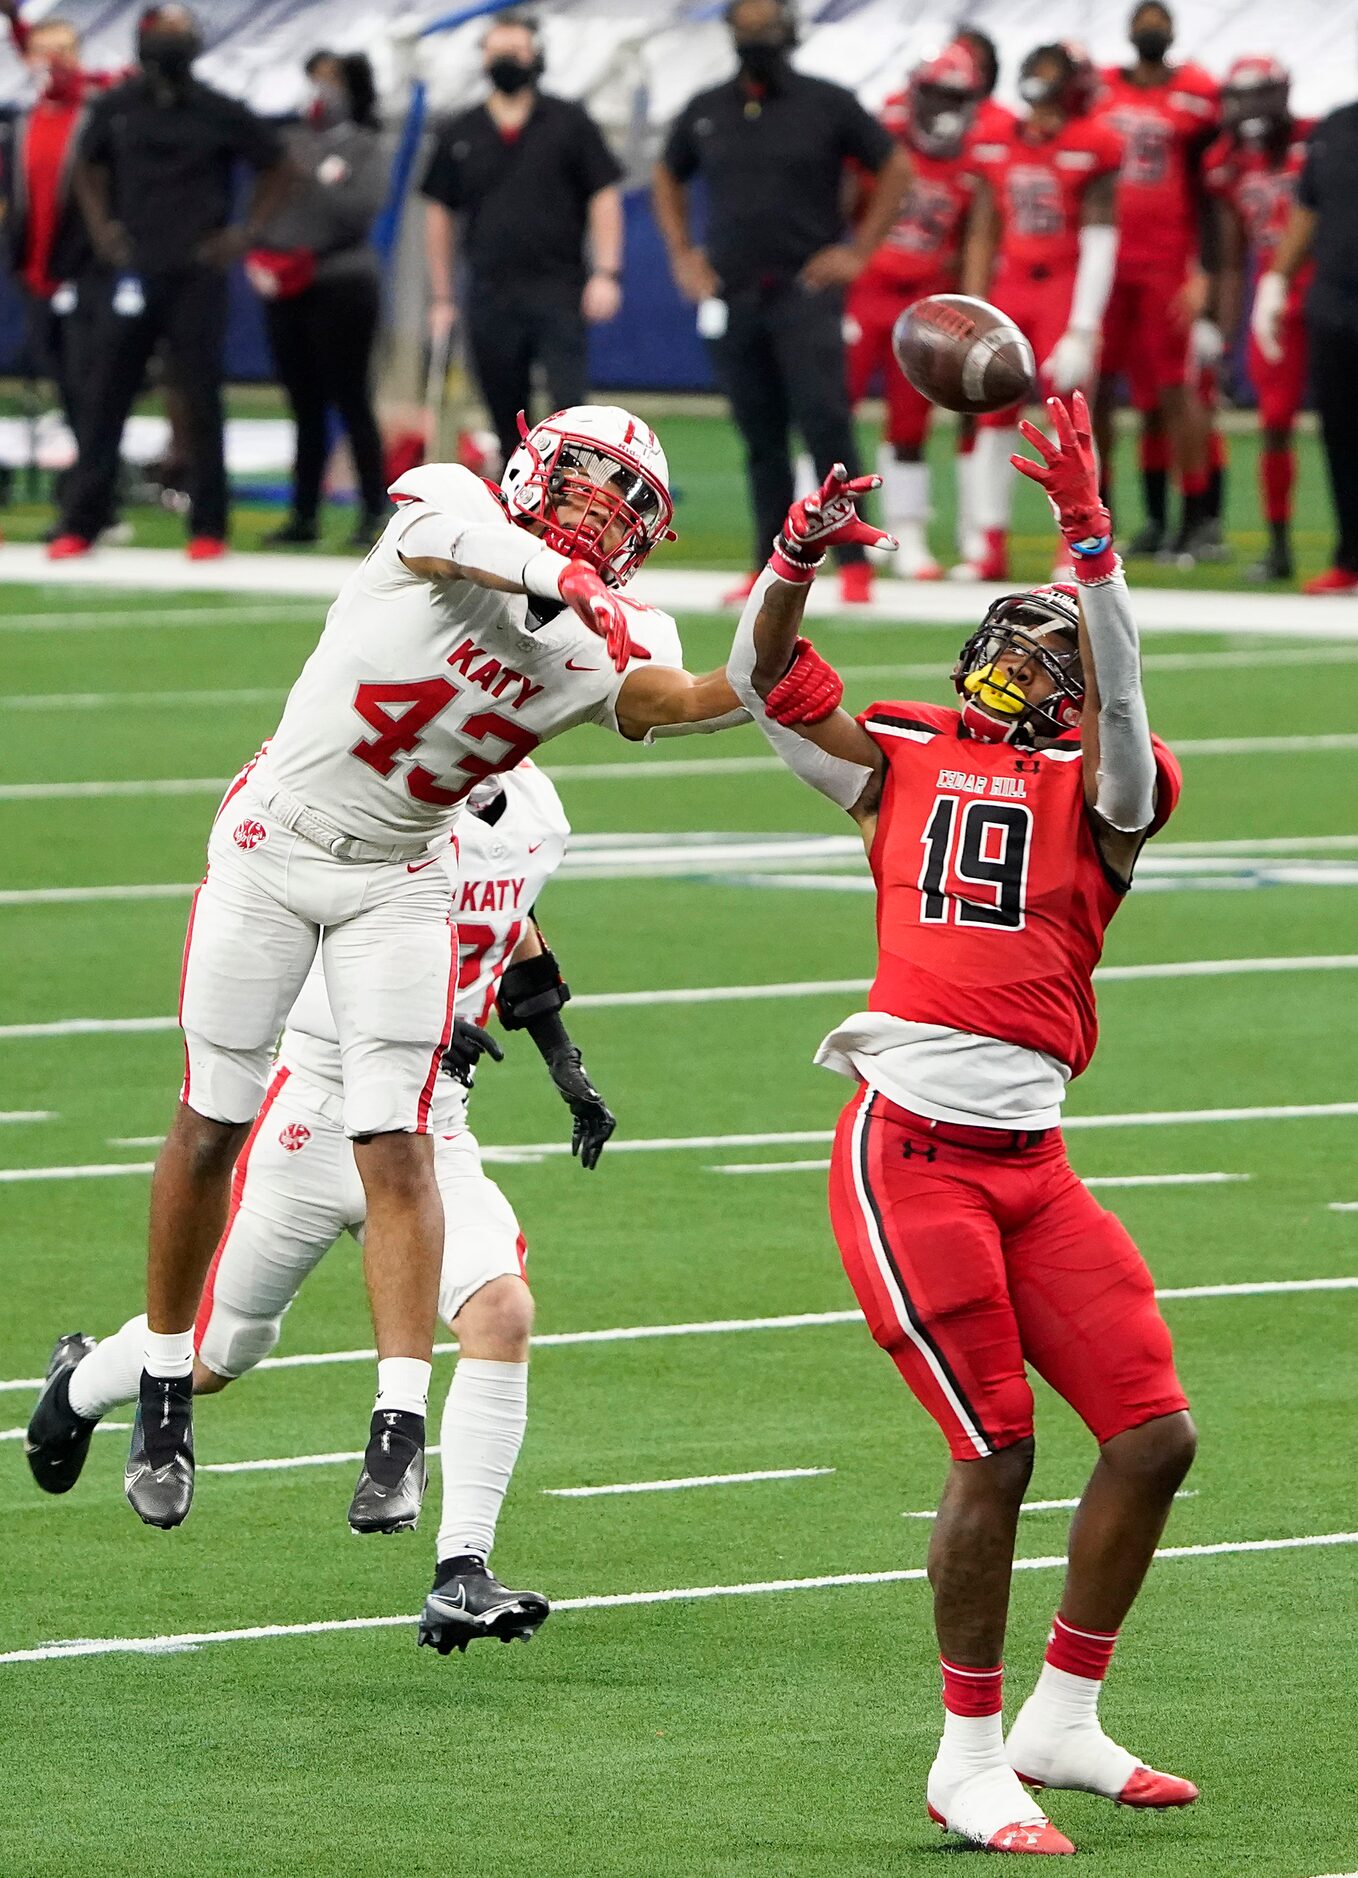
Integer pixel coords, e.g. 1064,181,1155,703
892,294,1037,416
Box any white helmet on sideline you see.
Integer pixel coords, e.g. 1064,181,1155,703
500,404,676,587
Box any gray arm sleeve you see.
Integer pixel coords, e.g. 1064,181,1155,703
1082,569,1156,833
643,706,751,741
726,568,876,812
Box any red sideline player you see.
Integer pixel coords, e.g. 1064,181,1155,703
1093,3,1219,558
845,40,982,579
726,400,1197,1856
1206,58,1313,582
960,44,1121,582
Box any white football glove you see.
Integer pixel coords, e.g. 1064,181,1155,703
1251,271,1288,365
1191,317,1224,367
1043,328,1097,394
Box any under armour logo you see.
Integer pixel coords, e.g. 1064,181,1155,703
996,1826,1048,1851
1013,758,1041,774
900,1140,937,1161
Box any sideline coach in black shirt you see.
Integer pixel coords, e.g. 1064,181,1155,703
653,0,911,597
1255,96,1358,592
53,4,291,557
422,10,623,468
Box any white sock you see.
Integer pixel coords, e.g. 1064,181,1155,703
937,1707,1009,1778
973,427,1020,532
877,447,930,525
956,442,978,555
1007,1664,1138,1793
1025,1661,1102,1727
793,450,818,501
374,1355,431,1419
69,1315,147,1420
144,1326,193,1380
436,1357,528,1563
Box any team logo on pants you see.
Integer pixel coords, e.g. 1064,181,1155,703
278,1122,311,1153
233,819,268,850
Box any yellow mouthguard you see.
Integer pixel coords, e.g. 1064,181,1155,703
963,661,1025,716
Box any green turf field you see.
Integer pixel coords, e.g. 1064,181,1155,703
1,583,1356,1876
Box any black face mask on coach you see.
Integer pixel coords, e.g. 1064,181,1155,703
486,57,536,96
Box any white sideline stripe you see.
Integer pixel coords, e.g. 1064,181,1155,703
1,1531,1353,1667
6,730,1358,803
7,955,1358,1038
5,1104,1358,1183
903,1490,1198,1519
0,1277,1352,1396
544,1467,834,1498
712,1167,1249,1187
2,686,286,713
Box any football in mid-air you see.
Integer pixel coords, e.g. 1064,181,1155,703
892,294,1037,416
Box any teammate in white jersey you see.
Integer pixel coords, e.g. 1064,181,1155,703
114,401,813,1537
29,763,608,1650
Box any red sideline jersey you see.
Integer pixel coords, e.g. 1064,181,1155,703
1095,63,1220,274
972,114,1123,276
1204,122,1315,309
860,95,977,289
857,701,1181,1079
966,95,1020,165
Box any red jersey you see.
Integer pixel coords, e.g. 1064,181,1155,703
1095,63,1219,273
973,114,1123,277
857,702,1181,1079
1204,122,1314,308
862,95,977,289
967,96,1020,165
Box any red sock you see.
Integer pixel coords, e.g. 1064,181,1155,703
1261,446,1295,525
1139,431,1171,474
1181,465,1209,499
940,1657,1004,1717
1045,1613,1118,1681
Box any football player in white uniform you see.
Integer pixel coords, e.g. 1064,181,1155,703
99,402,821,1537
29,763,606,1651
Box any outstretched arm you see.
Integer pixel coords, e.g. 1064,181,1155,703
496,921,615,1170
1011,392,1157,884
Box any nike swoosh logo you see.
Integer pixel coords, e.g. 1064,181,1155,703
407,855,440,873
527,841,544,853
565,658,598,672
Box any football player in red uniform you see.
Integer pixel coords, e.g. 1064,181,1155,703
1205,58,1312,581
1093,3,1219,559
846,41,982,579
726,395,1197,1856
959,44,1121,582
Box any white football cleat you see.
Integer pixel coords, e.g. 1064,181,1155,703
1007,1700,1199,1809
886,520,942,581
926,1760,1075,1855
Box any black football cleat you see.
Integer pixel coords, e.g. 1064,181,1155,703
348,1409,427,1534
124,1369,195,1529
417,1555,550,1655
25,1333,99,1494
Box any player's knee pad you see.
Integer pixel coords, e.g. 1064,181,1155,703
195,1298,283,1382
182,1033,273,1127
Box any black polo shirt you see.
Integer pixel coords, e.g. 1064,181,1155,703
78,75,283,275
421,92,622,295
1299,102,1358,328
662,69,892,291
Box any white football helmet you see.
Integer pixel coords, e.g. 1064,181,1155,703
500,404,676,587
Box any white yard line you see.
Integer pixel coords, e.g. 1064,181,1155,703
2,686,286,713
545,1468,834,1497
6,954,1358,1039
0,1530,1353,1667
0,884,192,908
837,645,1358,683
1328,1202,1358,1213
0,603,323,632
903,1490,1198,1519
5,730,1358,804
713,1166,1249,1186
0,1110,53,1123
0,1277,1351,1397
0,1421,129,1442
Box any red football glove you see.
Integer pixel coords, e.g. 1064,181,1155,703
557,560,653,673
1011,392,1116,580
764,637,844,726
771,464,896,582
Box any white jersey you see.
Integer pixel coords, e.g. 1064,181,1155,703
277,761,571,1130
261,464,682,849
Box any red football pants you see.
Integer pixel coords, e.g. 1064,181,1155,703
1101,266,1193,410
828,1087,1188,1461
1248,314,1309,433
978,265,1075,428
846,272,948,447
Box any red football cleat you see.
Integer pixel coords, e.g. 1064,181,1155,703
838,562,873,605
1116,1765,1199,1809
1302,566,1358,595
187,536,228,561
47,534,92,560
721,571,759,606
927,1804,1075,1855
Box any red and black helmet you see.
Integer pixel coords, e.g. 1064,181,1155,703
1221,55,1291,144
907,40,982,157
1018,41,1098,119
953,585,1085,745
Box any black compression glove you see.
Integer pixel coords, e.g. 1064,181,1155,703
543,1044,616,1170
441,1016,505,1087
